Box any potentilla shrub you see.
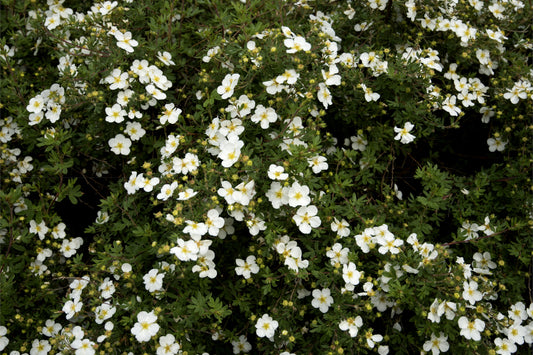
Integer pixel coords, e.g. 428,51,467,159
0,0,532,354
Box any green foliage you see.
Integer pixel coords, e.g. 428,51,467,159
0,0,532,354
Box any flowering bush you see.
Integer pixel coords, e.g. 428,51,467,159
1,0,532,354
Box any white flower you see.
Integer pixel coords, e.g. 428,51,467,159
317,82,332,108
63,299,83,319
70,276,90,295
487,137,507,152
364,330,383,348
95,303,116,324
251,105,278,129
45,13,61,30
287,181,311,207
170,238,199,261
349,135,367,151
106,69,129,90
218,133,244,167
131,311,159,343
331,218,350,237
360,83,380,102
219,118,245,136
183,220,208,237
506,322,526,345
235,95,256,117
279,69,299,85
202,46,220,63
308,155,328,173
156,334,180,355
508,302,528,323
246,213,266,236
311,288,334,313
45,103,61,123
50,223,66,240
267,164,288,180
0,326,8,351
218,180,243,205
255,314,278,338
473,251,497,272
115,31,138,53
157,51,175,66
99,277,116,299
376,233,403,255
462,280,483,305
177,188,198,201
342,262,361,286
458,316,485,341
30,339,52,355
355,228,374,253
205,209,225,236
438,300,457,321
135,174,159,193
394,122,416,144
489,2,506,19
428,298,443,323
263,78,286,95
293,205,321,234
442,95,462,116
423,332,449,355
494,337,517,355
284,35,311,53
217,73,240,100
157,181,178,201
60,238,83,258
108,134,132,155
42,319,62,337
143,269,165,293
322,64,341,86
339,316,363,337
124,121,146,141
71,338,96,355
266,182,289,209
29,220,49,240
231,334,251,354
235,255,259,279
146,83,167,100
27,95,45,114
160,103,182,125
326,243,349,266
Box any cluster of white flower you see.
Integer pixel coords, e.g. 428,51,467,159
263,68,300,95
26,84,65,125
7,0,530,353
353,224,404,255
102,56,175,155
27,219,84,275
400,46,444,73
503,79,532,104
0,117,30,185
359,51,388,77
460,215,495,240
273,235,309,273
206,116,245,168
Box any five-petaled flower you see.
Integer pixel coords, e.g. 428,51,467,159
394,122,416,144
255,313,278,338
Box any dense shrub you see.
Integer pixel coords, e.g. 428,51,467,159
0,0,532,354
